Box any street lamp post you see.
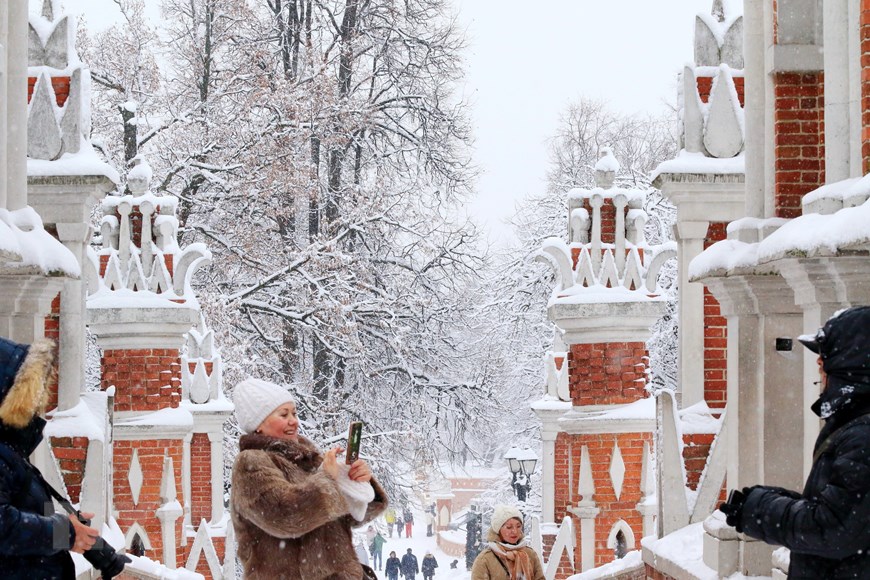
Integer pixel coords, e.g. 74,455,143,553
504,447,538,503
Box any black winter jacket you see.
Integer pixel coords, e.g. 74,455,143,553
741,398,870,579
0,420,75,579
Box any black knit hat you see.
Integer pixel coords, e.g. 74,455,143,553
800,307,870,418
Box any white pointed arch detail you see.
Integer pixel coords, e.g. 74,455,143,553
606,519,636,551
124,522,153,551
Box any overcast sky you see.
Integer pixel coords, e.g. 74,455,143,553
56,0,729,243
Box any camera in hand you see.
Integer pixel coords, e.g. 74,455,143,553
346,421,363,464
75,511,132,579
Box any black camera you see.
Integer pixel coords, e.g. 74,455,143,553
75,511,132,579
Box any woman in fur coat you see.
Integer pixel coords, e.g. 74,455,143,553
470,505,545,580
230,378,388,580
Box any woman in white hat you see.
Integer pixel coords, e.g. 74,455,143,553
230,378,387,580
471,505,544,580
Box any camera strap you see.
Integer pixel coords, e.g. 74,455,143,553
18,457,85,522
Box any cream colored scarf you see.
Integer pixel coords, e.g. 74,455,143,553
487,540,534,580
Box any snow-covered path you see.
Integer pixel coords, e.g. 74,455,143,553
360,509,472,580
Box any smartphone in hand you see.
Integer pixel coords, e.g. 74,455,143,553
345,421,363,464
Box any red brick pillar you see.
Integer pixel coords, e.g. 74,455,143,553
190,432,212,524
773,72,825,218
703,223,728,408
113,439,185,566
101,349,182,412
556,341,652,569
43,293,61,411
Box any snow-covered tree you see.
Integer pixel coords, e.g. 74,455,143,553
79,0,500,500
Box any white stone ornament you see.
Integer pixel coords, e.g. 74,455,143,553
609,442,626,501
128,449,144,506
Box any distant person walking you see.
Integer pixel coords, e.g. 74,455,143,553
385,550,401,580
370,529,385,571
396,512,404,538
401,547,419,580
425,508,435,537
403,506,414,538
421,552,438,580
385,507,397,537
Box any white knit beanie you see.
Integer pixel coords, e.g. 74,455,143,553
490,504,523,534
233,378,295,434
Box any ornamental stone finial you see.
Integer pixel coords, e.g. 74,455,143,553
127,156,153,196
594,147,619,189
711,0,725,23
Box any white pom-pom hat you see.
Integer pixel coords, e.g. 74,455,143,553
490,504,523,534
233,378,295,434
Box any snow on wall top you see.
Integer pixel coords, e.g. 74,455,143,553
0,206,80,276
652,152,745,182
690,180,870,279
28,141,120,184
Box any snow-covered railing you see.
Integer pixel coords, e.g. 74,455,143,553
655,390,727,537
185,519,237,579
530,515,575,580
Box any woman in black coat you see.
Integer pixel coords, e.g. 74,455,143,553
721,307,870,579
421,552,438,579
0,338,103,579
385,550,401,580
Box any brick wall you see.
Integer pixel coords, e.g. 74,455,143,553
569,342,648,406
542,533,575,579
773,72,825,218
862,1,870,172
554,432,651,568
703,223,728,409
645,564,677,580
696,73,745,107
190,433,212,524
682,433,714,491
113,439,185,566
101,349,182,412
51,436,89,504
554,433,572,524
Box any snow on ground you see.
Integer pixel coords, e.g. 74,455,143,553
357,507,471,579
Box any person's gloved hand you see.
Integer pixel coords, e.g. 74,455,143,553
719,488,748,532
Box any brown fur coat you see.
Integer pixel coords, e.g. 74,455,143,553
231,433,387,579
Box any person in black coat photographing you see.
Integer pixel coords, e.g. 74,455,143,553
0,337,129,579
720,306,870,579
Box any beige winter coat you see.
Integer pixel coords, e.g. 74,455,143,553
231,433,387,579
470,544,545,580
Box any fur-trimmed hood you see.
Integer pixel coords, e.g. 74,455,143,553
0,337,55,429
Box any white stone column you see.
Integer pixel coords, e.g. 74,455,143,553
674,221,709,406
30,177,117,410
182,432,192,542
56,223,92,411
0,6,9,208
744,0,767,218
5,0,27,210
208,430,225,524
824,0,852,182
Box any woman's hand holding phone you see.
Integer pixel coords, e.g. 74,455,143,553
347,459,372,483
